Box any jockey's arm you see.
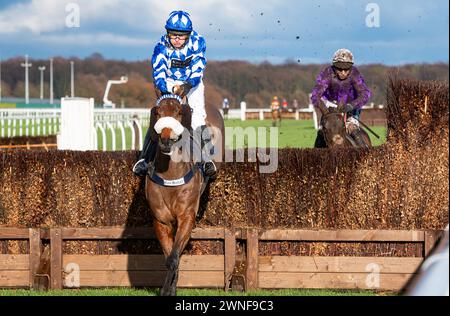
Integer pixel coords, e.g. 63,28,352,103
185,36,207,89
350,70,371,110
151,43,170,94
311,69,332,112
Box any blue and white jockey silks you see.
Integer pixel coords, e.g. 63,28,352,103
152,31,207,130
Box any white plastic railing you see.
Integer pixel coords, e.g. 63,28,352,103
0,109,61,138
0,108,150,151
93,109,149,151
225,106,316,119
226,103,384,131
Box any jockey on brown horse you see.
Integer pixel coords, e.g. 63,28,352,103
271,95,281,127
311,48,372,148
133,10,216,178
131,11,224,296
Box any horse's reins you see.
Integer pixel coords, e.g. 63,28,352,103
322,110,380,140
344,112,348,133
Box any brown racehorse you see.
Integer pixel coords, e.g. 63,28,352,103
315,102,371,148
271,108,282,127
145,88,224,296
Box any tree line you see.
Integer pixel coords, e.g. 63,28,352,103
1,53,448,109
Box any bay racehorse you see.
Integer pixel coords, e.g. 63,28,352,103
145,89,224,296
315,101,371,148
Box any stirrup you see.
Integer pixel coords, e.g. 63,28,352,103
203,161,217,177
132,159,148,176
133,159,145,172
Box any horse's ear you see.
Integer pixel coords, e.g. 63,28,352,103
318,100,329,115
154,84,163,99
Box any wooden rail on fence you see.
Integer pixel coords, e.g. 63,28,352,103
239,229,442,291
0,143,57,150
0,227,443,292
0,228,43,288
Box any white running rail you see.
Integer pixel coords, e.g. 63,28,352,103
0,108,150,151
93,109,149,151
0,109,61,138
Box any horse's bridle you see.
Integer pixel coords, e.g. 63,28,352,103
320,111,349,146
149,94,205,186
154,94,186,142
321,110,344,120
155,93,183,107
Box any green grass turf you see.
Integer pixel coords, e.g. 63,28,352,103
1,119,387,150
224,119,387,149
0,288,395,296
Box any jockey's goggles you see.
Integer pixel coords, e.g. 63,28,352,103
167,32,190,40
333,62,353,71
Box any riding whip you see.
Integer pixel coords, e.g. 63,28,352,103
354,117,381,139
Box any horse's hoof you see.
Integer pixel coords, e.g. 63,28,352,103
160,287,170,296
160,287,177,296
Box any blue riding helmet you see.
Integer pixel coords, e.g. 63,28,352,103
165,11,193,33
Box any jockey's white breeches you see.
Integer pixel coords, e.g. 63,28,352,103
165,78,206,130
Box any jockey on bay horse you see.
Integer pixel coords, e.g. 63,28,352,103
132,11,224,296
133,10,217,178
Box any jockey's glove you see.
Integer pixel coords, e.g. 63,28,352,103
179,82,193,97
338,103,354,113
174,82,192,98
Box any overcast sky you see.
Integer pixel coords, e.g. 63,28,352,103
0,0,448,65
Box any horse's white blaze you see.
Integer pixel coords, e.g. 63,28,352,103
333,134,344,145
154,117,184,136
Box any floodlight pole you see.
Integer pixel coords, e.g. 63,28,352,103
70,61,75,97
0,57,2,103
21,55,32,104
50,58,54,104
38,66,46,100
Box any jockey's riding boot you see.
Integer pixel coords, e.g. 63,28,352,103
133,128,157,176
200,125,217,178
351,130,369,149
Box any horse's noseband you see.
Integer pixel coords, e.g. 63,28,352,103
154,93,185,138
154,116,185,136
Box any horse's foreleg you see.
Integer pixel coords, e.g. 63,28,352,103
154,219,178,296
162,211,196,296
153,219,174,258
170,212,196,269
